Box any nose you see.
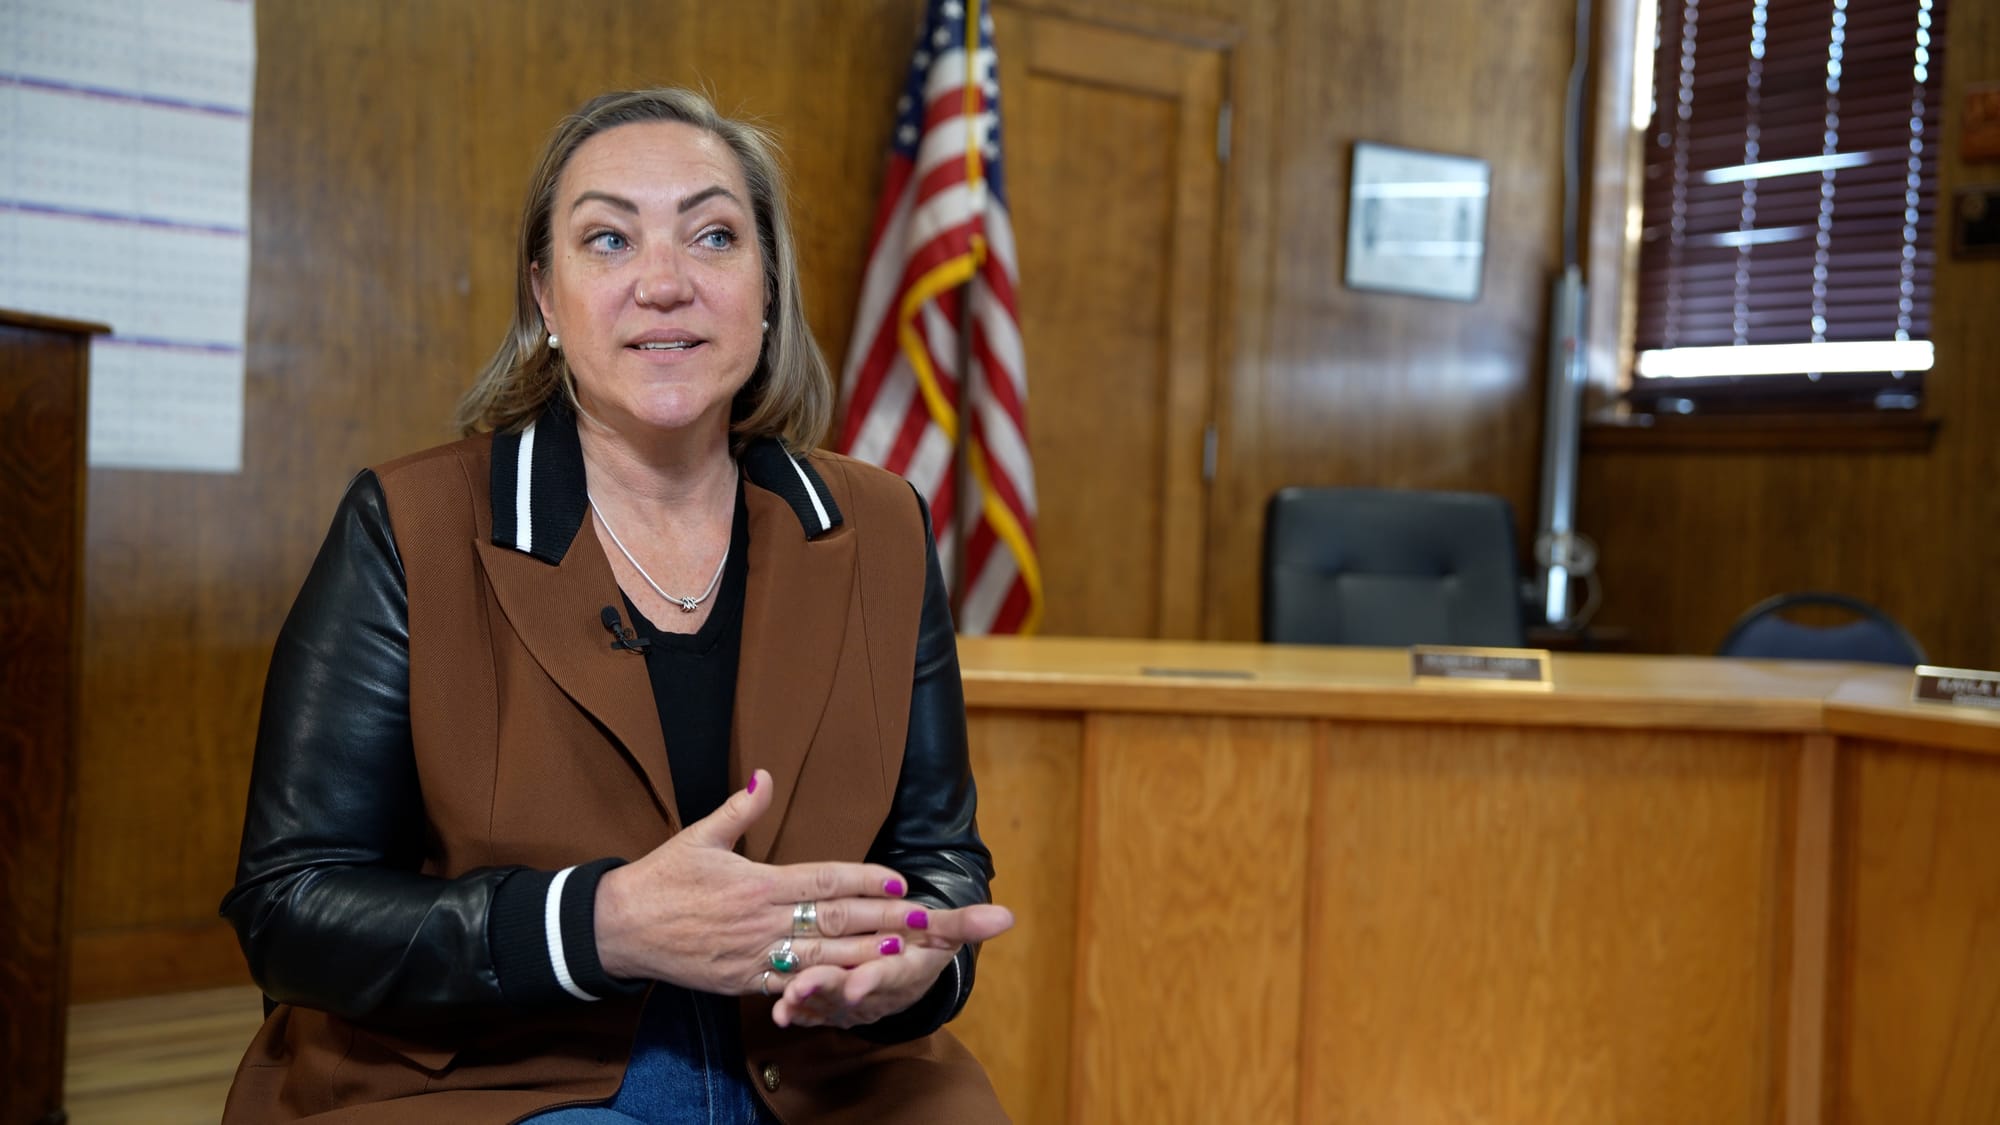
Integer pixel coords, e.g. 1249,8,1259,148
635,245,694,309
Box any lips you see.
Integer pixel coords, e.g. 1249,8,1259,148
626,329,706,352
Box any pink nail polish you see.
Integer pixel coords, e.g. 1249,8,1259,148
906,910,929,930
880,936,903,955
884,878,906,896
746,774,758,794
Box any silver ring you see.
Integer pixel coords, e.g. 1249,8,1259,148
758,970,774,997
769,938,800,974
792,900,819,937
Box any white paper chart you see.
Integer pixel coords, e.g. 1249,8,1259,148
0,0,255,472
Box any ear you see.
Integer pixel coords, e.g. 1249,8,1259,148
530,262,555,335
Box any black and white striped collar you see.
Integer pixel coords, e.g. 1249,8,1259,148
490,401,843,565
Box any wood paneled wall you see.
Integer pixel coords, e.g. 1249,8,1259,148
1196,0,1575,640
1575,0,2000,671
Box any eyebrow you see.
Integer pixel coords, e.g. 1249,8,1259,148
675,185,741,214
569,190,638,215
567,185,743,216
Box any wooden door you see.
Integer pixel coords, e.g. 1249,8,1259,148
995,6,1227,639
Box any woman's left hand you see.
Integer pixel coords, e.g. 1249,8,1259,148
770,902,1014,1029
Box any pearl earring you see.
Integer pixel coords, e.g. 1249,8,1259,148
761,319,770,332
548,332,560,350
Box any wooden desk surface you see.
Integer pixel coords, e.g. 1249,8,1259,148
958,635,2000,753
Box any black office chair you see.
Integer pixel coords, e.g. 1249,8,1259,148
1716,592,1926,666
1262,487,1526,647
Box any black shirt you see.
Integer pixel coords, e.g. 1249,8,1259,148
621,478,751,826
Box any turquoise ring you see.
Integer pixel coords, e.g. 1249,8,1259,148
769,939,800,974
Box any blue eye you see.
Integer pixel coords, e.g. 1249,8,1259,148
587,230,629,253
698,227,736,250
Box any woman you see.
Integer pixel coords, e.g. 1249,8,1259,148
220,87,1013,1124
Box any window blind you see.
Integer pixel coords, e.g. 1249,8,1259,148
1633,0,1947,401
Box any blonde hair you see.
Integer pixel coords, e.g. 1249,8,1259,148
455,88,831,450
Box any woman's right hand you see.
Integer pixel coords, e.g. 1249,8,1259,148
592,769,919,995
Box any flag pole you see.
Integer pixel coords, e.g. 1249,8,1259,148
952,296,975,624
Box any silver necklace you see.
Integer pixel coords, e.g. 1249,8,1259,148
588,495,729,614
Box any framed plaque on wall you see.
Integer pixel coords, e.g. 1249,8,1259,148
1344,141,1491,302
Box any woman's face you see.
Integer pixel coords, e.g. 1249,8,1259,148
532,121,767,441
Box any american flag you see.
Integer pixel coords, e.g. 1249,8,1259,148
836,0,1041,635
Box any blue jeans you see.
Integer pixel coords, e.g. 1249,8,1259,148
525,987,777,1124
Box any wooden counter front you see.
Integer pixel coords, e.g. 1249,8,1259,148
945,637,2000,1125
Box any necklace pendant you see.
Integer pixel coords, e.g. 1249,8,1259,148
677,597,700,613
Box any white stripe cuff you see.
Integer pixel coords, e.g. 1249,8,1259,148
544,865,597,1003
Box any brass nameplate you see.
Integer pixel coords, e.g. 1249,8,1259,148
1913,665,2000,709
1411,645,1552,690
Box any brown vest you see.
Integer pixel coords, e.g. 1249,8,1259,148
223,434,1006,1123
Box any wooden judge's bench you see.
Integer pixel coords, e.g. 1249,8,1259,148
945,637,2000,1125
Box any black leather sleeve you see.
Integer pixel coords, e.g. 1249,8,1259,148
855,488,996,1043
219,471,626,1025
